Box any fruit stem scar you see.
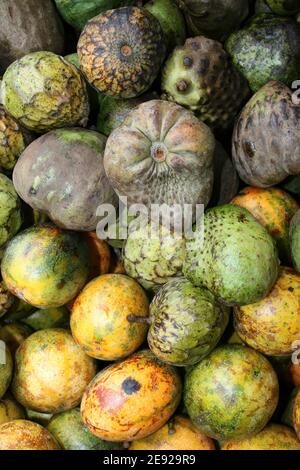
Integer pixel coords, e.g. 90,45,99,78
151,142,168,162
120,44,132,57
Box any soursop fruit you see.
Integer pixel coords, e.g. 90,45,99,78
0,174,22,251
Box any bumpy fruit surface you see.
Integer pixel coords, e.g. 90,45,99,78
162,36,249,129
78,7,166,98
0,346,13,399
1,225,90,309
12,328,96,414
0,420,60,450
2,51,89,133
184,345,279,441
0,174,22,250
222,424,300,450
81,350,182,441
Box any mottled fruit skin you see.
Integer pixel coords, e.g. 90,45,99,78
78,7,166,98
184,345,279,441
0,281,14,318
0,420,60,450
232,186,299,261
0,394,25,425
13,128,116,231
1,225,90,309
81,350,182,441
0,323,32,356
123,220,186,291
148,278,230,366
0,174,22,250
129,415,215,450
222,424,300,450
294,389,300,439
175,0,249,41
22,307,70,331
226,14,300,92
0,346,13,399
2,51,89,133
232,81,300,187
184,205,279,306
12,328,96,414
234,267,300,356
104,100,215,209
71,274,149,361
266,0,300,15
161,36,249,129
290,210,300,272
48,408,123,450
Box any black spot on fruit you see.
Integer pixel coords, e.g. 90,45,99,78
122,377,141,395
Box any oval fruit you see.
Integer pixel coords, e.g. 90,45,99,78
81,350,182,441
0,173,22,250
0,346,13,399
1,225,90,309
12,328,96,413
0,394,25,425
222,424,300,450
184,345,279,441
0,420,60,450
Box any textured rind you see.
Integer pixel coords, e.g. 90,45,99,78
2,51,90,133
266,0,300,15
226,14,300,92
104,100,215,209
0,395,25,425
234,267,300,356
222,424,300,450
0,419,60,450
183,205,279,306
174,0,248,41
0,173,22,250
289,210,300,272
123,221,186,291
293,389,300,439
161,36,250,129
129,415,215,450
13,128,117,231
1,225,90,309
0,347,13,399
12,329,96,414
184,345,279,441
232,81,300,187
81,350,182,441
70,274,149,361
148,278,230,366
78,7,166,98
47,408,122,450
0,0,64,74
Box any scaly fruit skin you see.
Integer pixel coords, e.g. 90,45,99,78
123,221,186,291
183,205,279,307
226,14,300,93
0,323,32,356
71,274,149,361
234,267,300,356
0,174,22,250
184,345,279,441
2,51,89,133
48,408,123,450
232,187,299,262
0,281,14,318
148,278,230,366
174,0,249,41
1,225,90,309
290,210,300,272
232,81,300,188
13,128,116,232
78,7,166,98
222,424,300,450
293,389,300,439
129,415,215,450
266,0,300,15
161,36,249,129
12,329,96,414
22,307,69,331
81,350,182,441
0,346,13,399
0,394,25,425
0,420,60,450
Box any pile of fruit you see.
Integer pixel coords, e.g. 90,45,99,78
1,0,300,451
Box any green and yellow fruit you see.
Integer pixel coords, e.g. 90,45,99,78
0,281,14,318
0,346,13,399
22,307,69,331
0,394,25,425
290,210,300,272
0,174,22,251
222,424,300,450
0,323,32,356
0,420,60,450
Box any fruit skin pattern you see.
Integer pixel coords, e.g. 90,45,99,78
0,420,60,450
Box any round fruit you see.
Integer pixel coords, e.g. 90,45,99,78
71,274,149,361
13,128,116,231
0,281,14,318
129,415,215,450
290,210,300,272
0,420,60,450
0,394,25,425
222,424,300,450
183,204,279,306
81,350,182,441
104,100,215,209
234,267,300,356
148,278,230,366
184,345,279,441
0,346,13,399
12,328,96,413
1,225,90,309
2,51,89,133
22,307,69,331
48,408,123,450
0,323,32,356
293,388,300,439
266,0,300,15
0,174,22,250
78,7,166,98
232,187,299,261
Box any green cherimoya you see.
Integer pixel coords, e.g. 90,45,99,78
0,174,22,250
161,36,249,129
183,205,279,306
148,278,230,367
1,51,89,133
